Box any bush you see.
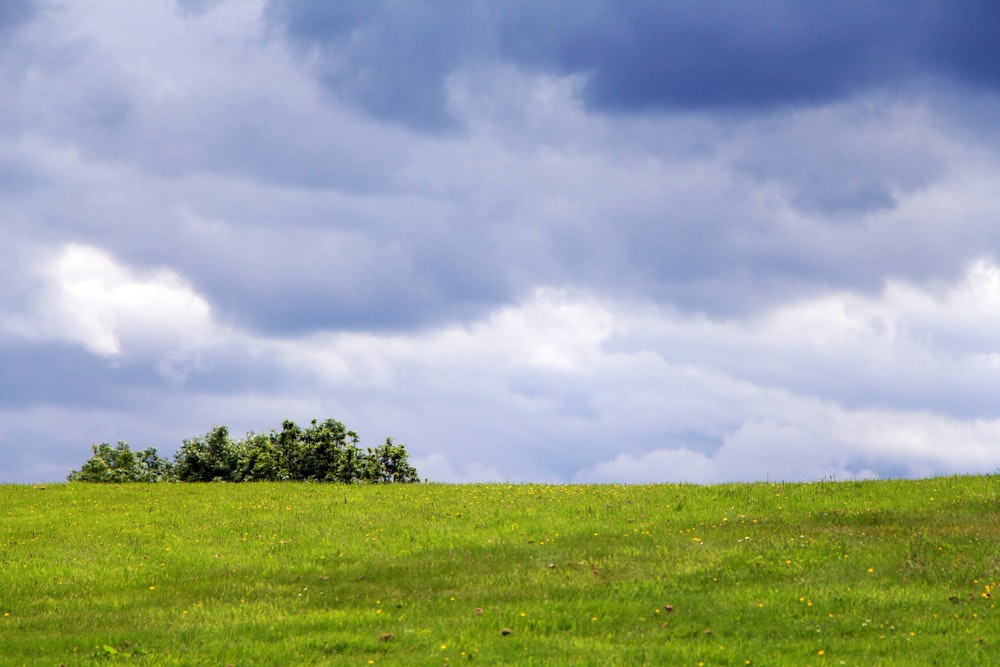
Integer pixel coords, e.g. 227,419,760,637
68,442,174,483
68,419,419,484
363,437,420,483
173,425,238,482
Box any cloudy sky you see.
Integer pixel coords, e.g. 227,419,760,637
3,1,1000,484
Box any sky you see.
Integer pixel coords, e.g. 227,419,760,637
3,0,1000,484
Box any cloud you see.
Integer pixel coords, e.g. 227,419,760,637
265,0,493,129
572,408,1000,485
266,1,1000,129
574,448,717,485
2,1,1000,484
0,0,34,34
4,253,1000,483
9,244,220,364
409,453,505,484
7,2,1000,334
235,262,1000,483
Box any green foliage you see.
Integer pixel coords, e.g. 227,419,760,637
69,418,420,484
67,442,174,483
2,477,998,665
365,437,420,483
233,431,282,482
173,425,239,482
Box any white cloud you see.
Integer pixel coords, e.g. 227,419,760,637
271,286,617,387
11,244,1000,484
573,448,716,484
884,257,1000,354
410,453,506,484
16,244,221,362
575,407,1000,485
248,260,1000,482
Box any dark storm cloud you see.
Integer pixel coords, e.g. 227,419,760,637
267,0,1000,128
265,0,492,129
921,0,1000,88
497,1,1000,112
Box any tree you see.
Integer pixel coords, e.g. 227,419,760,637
275,419,304,479
135,446,175,482
362,437,420,483
68,419,419,484
299,418,362,482
234,431,282,481
173,425,238,482
68,442,174,483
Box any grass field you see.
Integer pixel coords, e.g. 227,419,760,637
1,476,997,665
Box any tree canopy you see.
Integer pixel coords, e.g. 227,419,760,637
68,418,419,484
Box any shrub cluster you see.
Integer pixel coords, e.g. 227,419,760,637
67,418,419,484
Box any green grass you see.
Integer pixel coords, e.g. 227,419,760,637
1,477,998,665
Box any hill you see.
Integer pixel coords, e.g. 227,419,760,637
1,477,997,664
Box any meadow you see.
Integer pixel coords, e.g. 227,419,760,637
1,476,997,665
